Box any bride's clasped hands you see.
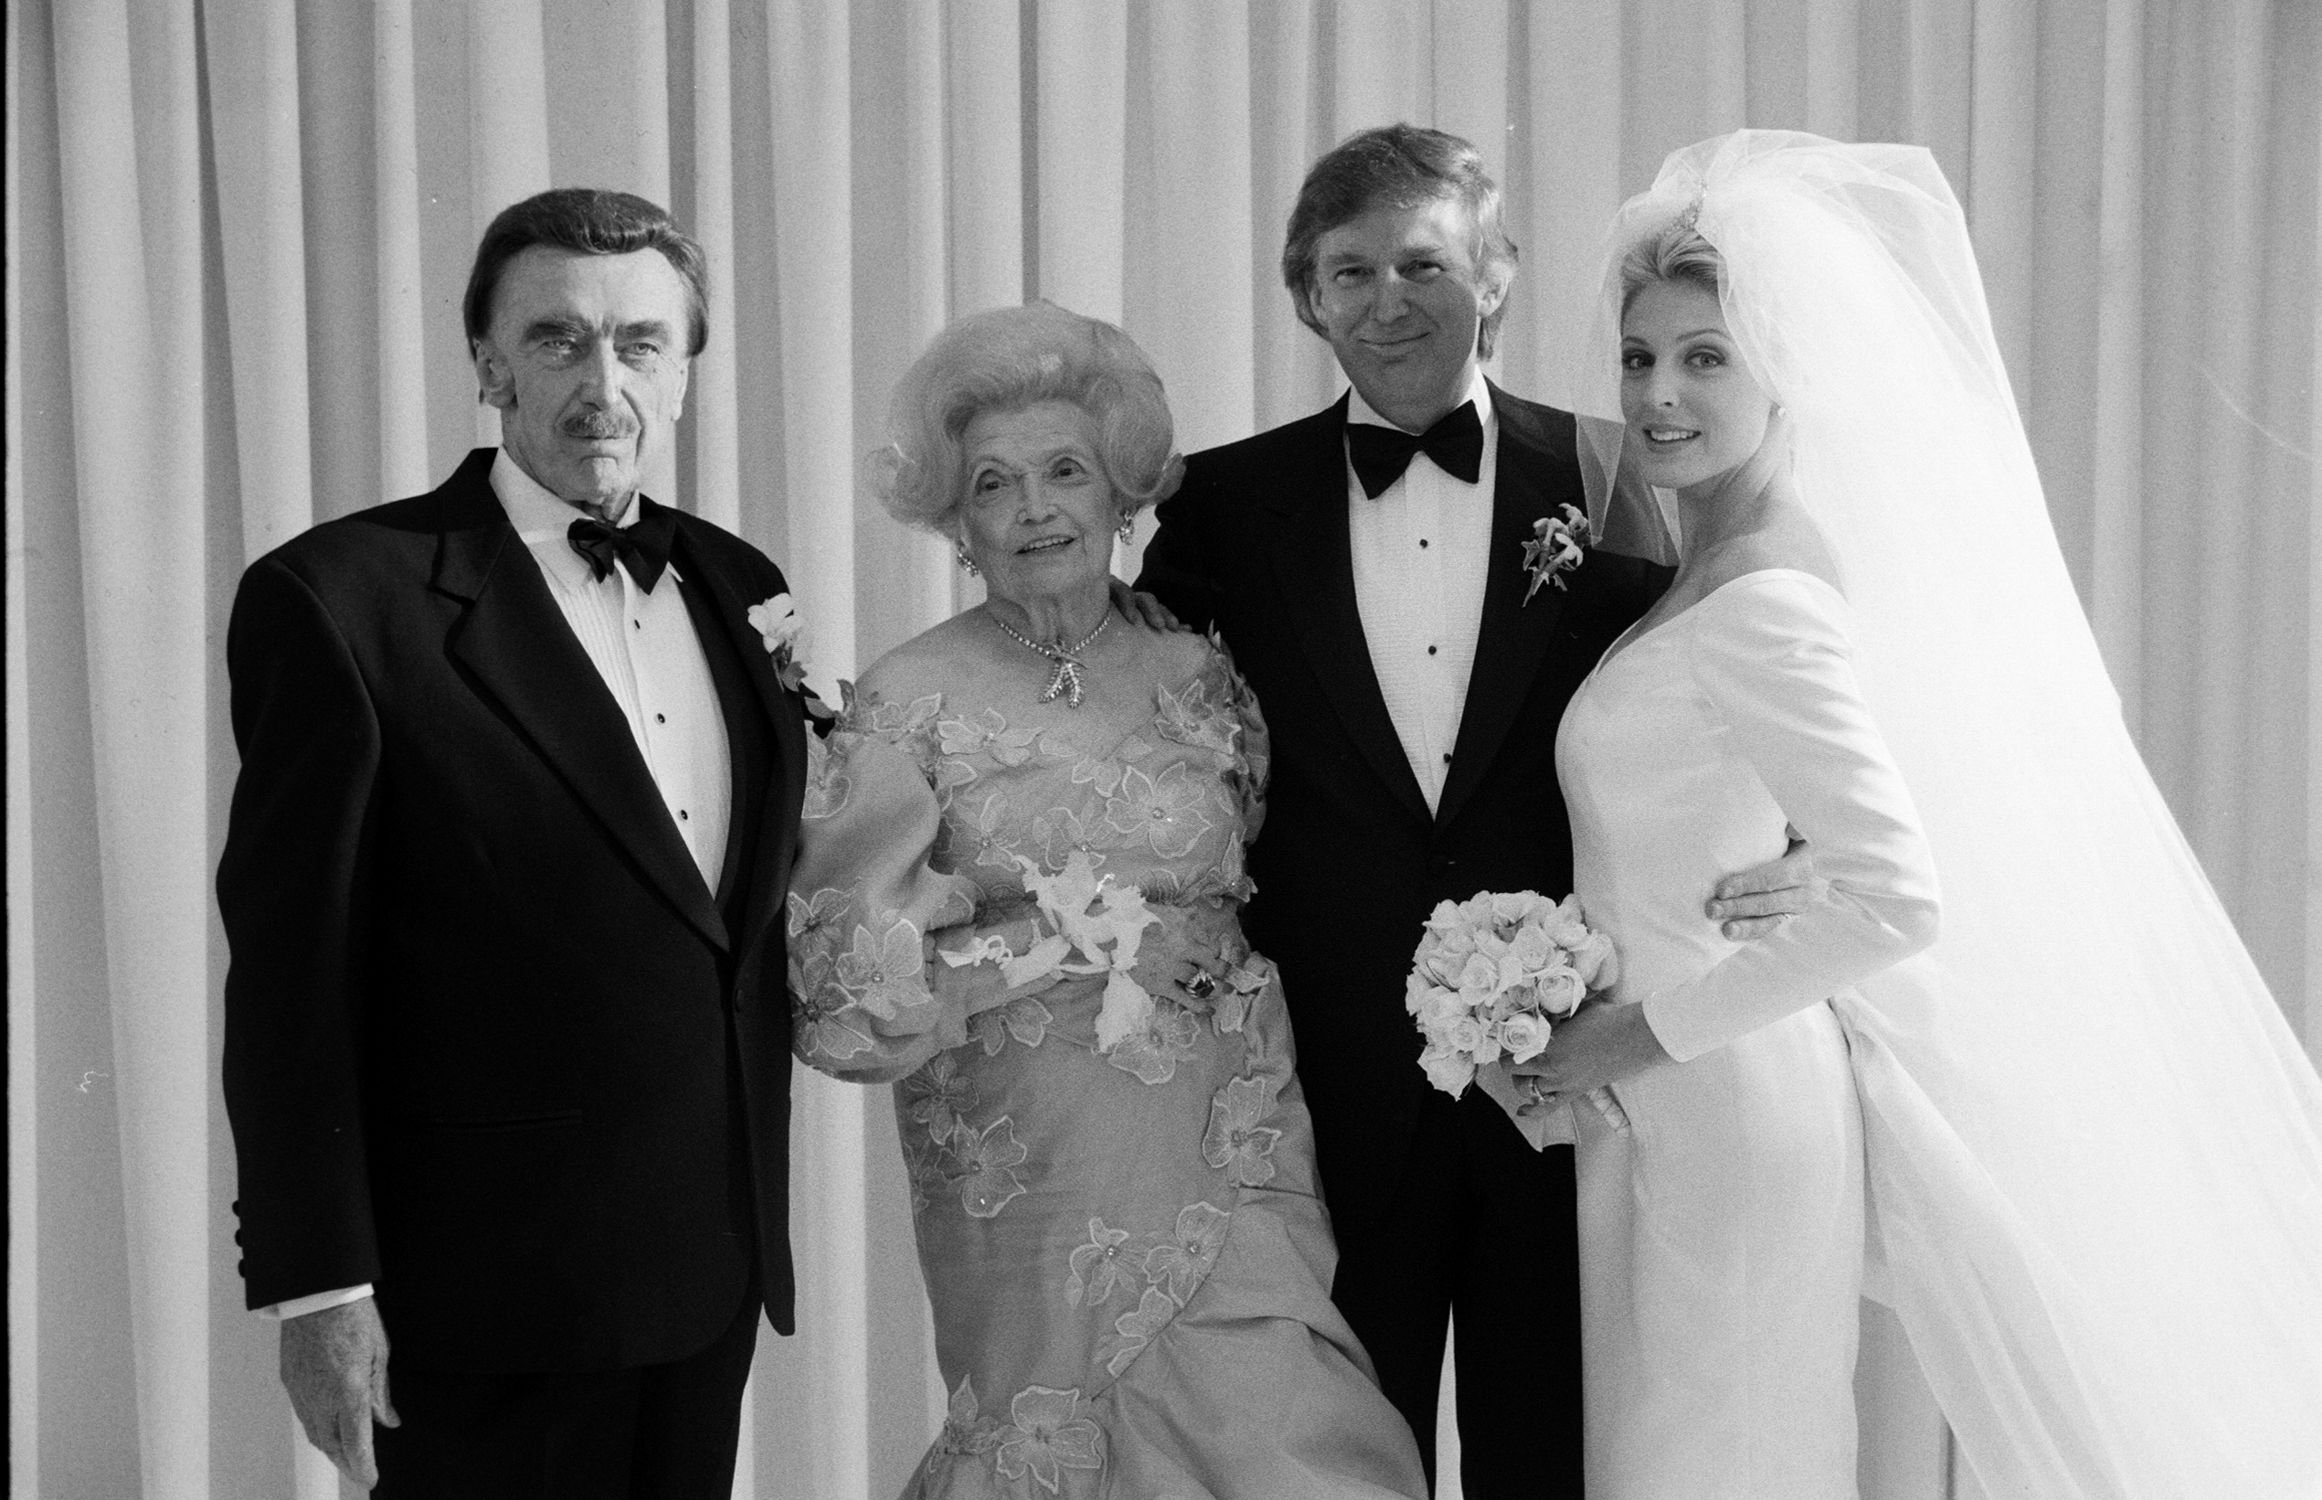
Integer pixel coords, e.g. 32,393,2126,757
1510,996,1670,1105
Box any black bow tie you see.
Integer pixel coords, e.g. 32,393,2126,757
1346,401,1484,498
567,508,676,592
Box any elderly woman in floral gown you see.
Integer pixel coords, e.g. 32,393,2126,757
787,301,1427,1499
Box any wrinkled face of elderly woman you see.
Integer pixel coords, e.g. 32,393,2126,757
957,400,1121,607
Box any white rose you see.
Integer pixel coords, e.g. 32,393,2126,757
1490,890,1537,925
1419,1045,1476,1097
1574,931,1620,989
1498,1011,1552,1063
1544,893,1592,947
1421,987,1468,1029
1532,967,1587,1017
1506,925,1554,972
747,593,804,655
1434,925,1478,962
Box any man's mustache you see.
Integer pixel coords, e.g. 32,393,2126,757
562,414,636,441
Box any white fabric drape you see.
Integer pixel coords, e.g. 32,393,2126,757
9,4,2316,1498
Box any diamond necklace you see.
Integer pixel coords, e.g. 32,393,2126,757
988,607,1110,709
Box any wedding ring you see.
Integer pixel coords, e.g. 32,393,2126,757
1520,1077,1549,1106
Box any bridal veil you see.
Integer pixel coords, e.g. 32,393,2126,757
1572,131,2322,1497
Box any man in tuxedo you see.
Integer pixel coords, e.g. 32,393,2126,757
218,189,808,1497
1137,125,1802,1496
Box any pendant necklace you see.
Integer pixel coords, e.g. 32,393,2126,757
988,608,1110,709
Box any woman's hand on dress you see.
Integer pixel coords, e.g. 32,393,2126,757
1513,1000,1672,1099
1124,905,1206,998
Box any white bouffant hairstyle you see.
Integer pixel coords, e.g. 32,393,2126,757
867,300,1183,533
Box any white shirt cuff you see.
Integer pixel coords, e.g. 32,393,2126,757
260,1284,374,1321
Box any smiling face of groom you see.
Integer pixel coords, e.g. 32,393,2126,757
1308,194,1508,434
1283,124,1520,433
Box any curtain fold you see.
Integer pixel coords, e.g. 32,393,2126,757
372,0,435,502
1126,2,1255,469
52,5,215,1496
5,5,41,1483
1033,0,1127,325
10,3,2316,1496
678,0,741,533
209,0,316,554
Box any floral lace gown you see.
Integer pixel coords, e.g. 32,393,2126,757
788,625,1427,1500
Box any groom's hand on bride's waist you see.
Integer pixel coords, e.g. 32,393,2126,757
1706,830,1822,940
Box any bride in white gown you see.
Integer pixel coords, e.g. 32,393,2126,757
1520,132,2322,1498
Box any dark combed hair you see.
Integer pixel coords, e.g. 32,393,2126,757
462,188,710,356
1281,123,1520,357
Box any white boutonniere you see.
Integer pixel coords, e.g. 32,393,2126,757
1520,504,1593,603
747,593,832,719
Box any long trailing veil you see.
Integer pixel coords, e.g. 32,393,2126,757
1571,130,2322,1497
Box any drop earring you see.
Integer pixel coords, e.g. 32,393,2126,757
1115,512,1135,542
955,539,980,576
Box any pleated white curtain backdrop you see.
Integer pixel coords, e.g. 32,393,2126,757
8,2,2317,1498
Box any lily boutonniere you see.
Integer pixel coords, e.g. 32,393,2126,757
747,593,834,720
1521,504,1593,603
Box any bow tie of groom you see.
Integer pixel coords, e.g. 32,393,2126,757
1346,400,1484,499
567,508,678,592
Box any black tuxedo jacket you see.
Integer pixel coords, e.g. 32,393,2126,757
1138,387,1670,1235
218,448,805,1373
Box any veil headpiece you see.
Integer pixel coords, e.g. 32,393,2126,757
1571,132,2322,1496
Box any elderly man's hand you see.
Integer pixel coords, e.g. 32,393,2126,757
281,1298,399,1489
1109,578,1186,634
1706,831,1822,939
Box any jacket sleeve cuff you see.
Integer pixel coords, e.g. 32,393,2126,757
259,1284,374,1321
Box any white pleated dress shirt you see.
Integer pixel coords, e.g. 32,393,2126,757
1345,370,1498,813
265,452,732,1321
492,451,733,888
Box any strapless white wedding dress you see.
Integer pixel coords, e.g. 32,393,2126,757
1555,569,1940,1499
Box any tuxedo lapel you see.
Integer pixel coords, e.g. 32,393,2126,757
431,467,729,951
1435,388,1574,829
1268,397,1433,825
669,519,808,964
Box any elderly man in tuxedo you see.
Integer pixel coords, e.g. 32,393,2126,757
1138,125,1804,1496
219,189,809,1498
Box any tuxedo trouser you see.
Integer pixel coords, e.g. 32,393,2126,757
373,1284,761,1500
1328,1085,1585,1499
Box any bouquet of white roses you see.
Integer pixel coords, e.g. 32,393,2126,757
1404,890,1624,1148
